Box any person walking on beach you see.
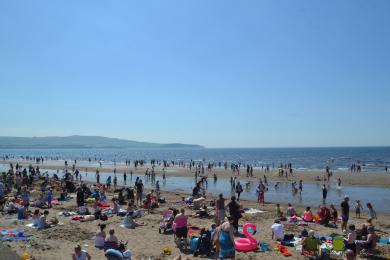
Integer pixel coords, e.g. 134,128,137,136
366,203,377,222
298,180,303,194
322,184,328,203
235,181,243,201
341,196,350,232
96,170,100,184
123,172,127,185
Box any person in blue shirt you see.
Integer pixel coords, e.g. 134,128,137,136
47,189,53,208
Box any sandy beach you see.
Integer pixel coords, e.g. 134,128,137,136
1,186,390,260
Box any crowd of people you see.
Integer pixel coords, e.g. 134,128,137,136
0,157,386,260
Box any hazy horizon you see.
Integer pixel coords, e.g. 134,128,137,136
1,1,389,148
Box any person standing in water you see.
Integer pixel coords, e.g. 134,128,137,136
123,172,127,185
298,180,303,194
322,184,328,203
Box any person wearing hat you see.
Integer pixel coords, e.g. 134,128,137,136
341,196,350,232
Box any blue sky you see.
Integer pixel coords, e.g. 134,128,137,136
0,1,389,148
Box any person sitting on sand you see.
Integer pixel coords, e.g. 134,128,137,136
345,224,357,254
356,226,377,252
330,204,338,222
301,230,320,254
32,209,40,226
276,204,284,218
317,204,331,225
105,229,119,250
302,207,313,222
37,210,50,229
126,200,142,218
95,224,106,249
271,220,294,241
72,244,91,260
4,198,17,214
286,203,296,217
122,212,145,228
104,242,132,260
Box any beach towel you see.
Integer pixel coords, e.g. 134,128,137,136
219,230,235,259
25,223,38,229
258,242,270,252
243,208,265,214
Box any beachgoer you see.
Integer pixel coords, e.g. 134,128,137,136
356,226,377,251
136,180,144,205
226,196,241,231
341,196,350,232
72,245,91,260
276,204,284,218
271,219,294,241
95,224,106,249
302,207,313,222
366,203,377,222
173,208,188,248
286,203,296,217
217,217,236,259
345,224,357,254
301,230,320,254
322,184,328,203
355,200,363,218
235,181,243,201
216,193,225,225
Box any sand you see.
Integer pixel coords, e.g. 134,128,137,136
1,160,390,259
1,187,390,260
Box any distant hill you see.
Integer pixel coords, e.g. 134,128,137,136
0,135,204,149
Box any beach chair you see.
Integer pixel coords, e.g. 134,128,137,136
302,237,319,257
330,236,345,259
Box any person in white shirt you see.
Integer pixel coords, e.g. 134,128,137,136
271,220,294,241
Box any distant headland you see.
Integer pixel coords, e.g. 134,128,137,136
0,135,204,149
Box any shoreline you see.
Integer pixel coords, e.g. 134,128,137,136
2,159,390,188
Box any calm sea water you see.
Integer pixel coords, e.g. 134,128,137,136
1,147,390,172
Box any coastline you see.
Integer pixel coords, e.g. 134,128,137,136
2,159,390,188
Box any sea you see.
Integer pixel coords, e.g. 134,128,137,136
1,146,390,172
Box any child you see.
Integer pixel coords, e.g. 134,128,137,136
345,224,357,254
366,203,377,222
47,189,53,208
276,204,284,218
355,200,363,218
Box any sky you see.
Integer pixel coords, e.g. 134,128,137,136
0,1,389,148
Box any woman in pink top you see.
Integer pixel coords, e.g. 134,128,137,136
173,208,188,248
